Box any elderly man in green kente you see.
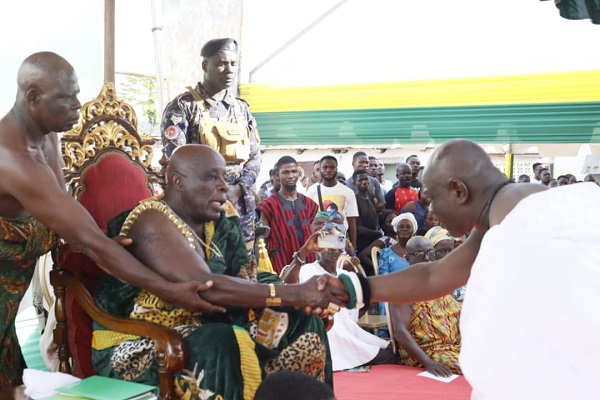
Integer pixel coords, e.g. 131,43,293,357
92,145,343,400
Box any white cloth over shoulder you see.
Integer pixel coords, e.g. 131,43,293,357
299,261,389,371
460,183,600,400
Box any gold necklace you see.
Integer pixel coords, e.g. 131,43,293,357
187,222,223,260
120,199,223,260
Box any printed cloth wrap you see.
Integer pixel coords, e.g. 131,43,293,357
0,216,58,390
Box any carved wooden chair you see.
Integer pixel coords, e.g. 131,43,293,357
50,82,183,399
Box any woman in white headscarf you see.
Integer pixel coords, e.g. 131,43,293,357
378,212,418,275
375,213,419,336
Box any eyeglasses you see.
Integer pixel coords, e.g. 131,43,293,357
406,249,436,261
434,248,453,259
322,222,347,233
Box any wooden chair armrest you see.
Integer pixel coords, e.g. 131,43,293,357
50,269,184,399
52,243,83,267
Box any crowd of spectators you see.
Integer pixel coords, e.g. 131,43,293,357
521,162,597,187
255,152,462,375
254,151,598,377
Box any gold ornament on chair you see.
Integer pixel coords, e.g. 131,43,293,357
257,238,275,274
62,82,156,172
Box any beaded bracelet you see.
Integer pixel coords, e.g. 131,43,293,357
347,272,364,309
338,273,357,309
356,273,371,309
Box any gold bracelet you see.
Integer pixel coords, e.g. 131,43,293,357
265,283,282,307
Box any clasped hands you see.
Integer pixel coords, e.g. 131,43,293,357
298,274,349,318
112,235,351,316
167,274,350,317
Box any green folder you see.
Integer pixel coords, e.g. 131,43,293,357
53,376,157,400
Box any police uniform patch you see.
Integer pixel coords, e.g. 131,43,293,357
164,125,182,140
171,115,183,125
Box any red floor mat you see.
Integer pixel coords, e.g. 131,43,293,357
333,364,472,400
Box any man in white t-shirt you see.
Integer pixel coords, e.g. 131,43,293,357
530,162,544,184
306,155,359,250
376,159,394,194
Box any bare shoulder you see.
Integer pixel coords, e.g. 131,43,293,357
490,183,547,227
0,142,49,175
0,128,63,211
127,206,187,245
0,142,30,185
125,205,210,275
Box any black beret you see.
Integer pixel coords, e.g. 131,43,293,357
200,38,239,57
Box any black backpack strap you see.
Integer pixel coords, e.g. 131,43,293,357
317,184,324,210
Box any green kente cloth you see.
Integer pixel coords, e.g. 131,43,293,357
92,204,331,400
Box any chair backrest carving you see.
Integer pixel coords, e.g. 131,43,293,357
61,82,163,191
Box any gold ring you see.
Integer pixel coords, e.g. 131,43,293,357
327,302,340,314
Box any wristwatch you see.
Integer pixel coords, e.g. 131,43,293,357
265,283,282,307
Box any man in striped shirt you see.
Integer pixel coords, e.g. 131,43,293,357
258,156,319,273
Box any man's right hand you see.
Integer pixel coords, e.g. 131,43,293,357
301,274,349,317
299,231,326,256
165,280,227,314
316,274,348,296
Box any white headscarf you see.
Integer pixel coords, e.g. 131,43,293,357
391,213,418,235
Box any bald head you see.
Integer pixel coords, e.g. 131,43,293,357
406,236,432,253
12,52,81,134
421,139,507,236
17,52,75,94
164,144,228,222
167,144,224,184
423,139,504,193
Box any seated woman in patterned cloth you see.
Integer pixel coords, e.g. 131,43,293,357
389,236,462,377
91,145,344,400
